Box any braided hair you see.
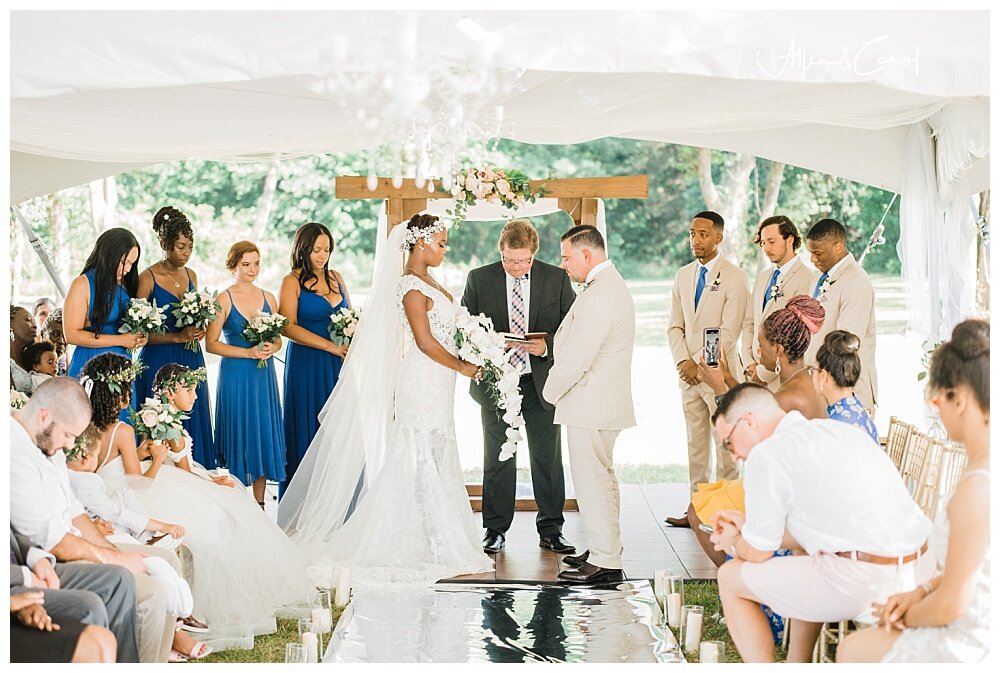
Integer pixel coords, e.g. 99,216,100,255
152,206,195,252
762,295,825,363
81,353,134,430
928,319,989,411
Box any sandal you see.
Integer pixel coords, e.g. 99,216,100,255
187,641,213,660
169,649,189,663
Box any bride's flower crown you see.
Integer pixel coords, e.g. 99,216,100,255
400,219,449,252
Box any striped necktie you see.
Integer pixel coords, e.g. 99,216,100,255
510,275,528,372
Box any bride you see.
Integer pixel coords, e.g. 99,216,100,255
279,214,495,586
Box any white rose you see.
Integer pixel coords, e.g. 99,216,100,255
465,176,480,194
483,167,496,182
140,408,159,428
495,179,511,196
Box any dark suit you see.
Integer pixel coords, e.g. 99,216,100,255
462,260,576,537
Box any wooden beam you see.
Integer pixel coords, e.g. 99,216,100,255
581,198,599,226
336,175,649,200
337,177,443,200
558,198,582,225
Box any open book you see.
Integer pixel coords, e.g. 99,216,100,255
500,332,548,343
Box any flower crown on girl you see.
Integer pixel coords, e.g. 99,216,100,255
153,366,207,397
79,359,146,397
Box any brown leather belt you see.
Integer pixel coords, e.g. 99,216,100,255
835,541,928,565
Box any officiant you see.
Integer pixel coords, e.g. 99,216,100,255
462,219,577,556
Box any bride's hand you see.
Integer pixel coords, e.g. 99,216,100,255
459,361,481,380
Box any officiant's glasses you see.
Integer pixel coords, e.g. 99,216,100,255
501,254,534,268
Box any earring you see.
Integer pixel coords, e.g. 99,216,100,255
775,360,781,376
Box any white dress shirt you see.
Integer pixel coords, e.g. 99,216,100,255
505,269,533,374
585,259,614,285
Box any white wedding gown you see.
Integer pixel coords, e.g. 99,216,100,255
299,275,494,587
97,424,315,650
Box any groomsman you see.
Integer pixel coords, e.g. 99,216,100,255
462,219,577,556
741,215,817,389
543,225,635,584
665,211,749,528
804,218,878,412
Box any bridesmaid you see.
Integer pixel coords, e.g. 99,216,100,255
278,222,351,496
206,241,287,508
135,206,216,468
64,227,146,421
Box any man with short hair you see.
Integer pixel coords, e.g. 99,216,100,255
803,218,877,411
9,377,175,663
544,225,636,584
708,383,933,663
741,216,817,389
462,218,577,555
33,297,56,335
665,211,749,527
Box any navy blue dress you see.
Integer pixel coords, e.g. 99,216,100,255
134,269,217,468
213,289,287,486
280,277,347,496
67,269,134,423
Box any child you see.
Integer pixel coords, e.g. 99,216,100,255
41,308,68,376
23,340,58,390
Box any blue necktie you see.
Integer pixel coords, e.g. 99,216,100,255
694,266,708,310
762,268,781,311
813,272,829,299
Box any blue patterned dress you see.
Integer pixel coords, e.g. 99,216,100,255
213,289,286,487
280,277,347,496
134,269,217,468
67,269,134,423
827,394,879,445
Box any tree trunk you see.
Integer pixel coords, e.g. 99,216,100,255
252,160,281,241
102,176,118,230
760,162,786,220
88,176,118,233
11,215,23,303
50,193,71,278
976,189,990,314
696,148,757,263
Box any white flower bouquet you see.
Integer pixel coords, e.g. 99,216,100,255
242,312,288,368
118,298,167,353
129,396,188,443
328,307,362,347
171,288,221,351
453,306,525,461
448,166,541,222
10,387,28,409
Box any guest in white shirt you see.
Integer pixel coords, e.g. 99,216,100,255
707,383,934,663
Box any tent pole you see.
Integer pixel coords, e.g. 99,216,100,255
858,193,897,268
10,205,67,300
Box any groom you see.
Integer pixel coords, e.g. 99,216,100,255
544,225,636,584
462,218,577,556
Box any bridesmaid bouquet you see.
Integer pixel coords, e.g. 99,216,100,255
129,396,188,444
119,298,167,354
453,306,525,461
10,388,29,409
327,307,362,346
243,312,288,368
171,288,222,351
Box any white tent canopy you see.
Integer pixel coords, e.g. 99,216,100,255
9,10,990,337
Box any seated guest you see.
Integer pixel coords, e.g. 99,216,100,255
10,305,36,394
23,340,59,391
810,330,878,444
33,297,56,335
838,319,990,662
9,591,116,663
708,383,934,663
42,309,68,376
9,377,176,663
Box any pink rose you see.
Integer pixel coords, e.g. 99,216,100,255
140,408,160,428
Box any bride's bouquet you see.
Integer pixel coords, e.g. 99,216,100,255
453,307,525,461
242,312,288,368
327,306,362,346
129,396,188,444
119,298,167,353
171,288,222,351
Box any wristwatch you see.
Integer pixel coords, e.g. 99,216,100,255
714,393,726,406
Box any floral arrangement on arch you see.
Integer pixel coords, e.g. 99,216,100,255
447,166,542,222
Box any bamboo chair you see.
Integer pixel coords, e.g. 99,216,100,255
900,430,932,496
884,417,913,473
912,438,945,518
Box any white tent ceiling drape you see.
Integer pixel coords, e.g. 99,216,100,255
9,10,990,338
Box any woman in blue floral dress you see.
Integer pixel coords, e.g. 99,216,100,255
811,330,879,444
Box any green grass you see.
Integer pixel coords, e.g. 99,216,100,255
194,607,345,664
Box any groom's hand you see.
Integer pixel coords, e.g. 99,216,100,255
522,339,547,357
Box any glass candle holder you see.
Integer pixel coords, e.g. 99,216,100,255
284,643,308,663
699,640,725,663
310,589,333,634
297,618,320,663
663,575,684,629
680,604,704,654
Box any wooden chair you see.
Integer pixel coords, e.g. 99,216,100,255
884,417,913,473
900,430,932,496
919,441,969,518
912,438,945,517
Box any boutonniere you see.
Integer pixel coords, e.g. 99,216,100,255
709,273,722,292
819,277,837,299
766,283,784,305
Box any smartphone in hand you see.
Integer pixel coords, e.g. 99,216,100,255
704,328,721,367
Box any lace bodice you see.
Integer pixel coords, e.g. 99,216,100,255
397,275,458,355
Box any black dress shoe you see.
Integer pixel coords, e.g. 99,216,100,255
664,512,691,528
483,530,505,554
557,562,626,585
561,550,590,567
539,534,577,554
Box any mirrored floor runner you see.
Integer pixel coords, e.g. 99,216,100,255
323,580,681,663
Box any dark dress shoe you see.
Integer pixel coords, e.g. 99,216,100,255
558,562,626,585
539,534,576,554
664,513,691,528
561,550,590,567
483,530,505,554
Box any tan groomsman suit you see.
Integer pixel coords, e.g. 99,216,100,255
741,256,817,390
543,261,636,571
668,253,749,492
804,252,878,411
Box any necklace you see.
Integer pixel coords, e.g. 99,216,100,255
404,267,446,294
160,261,184,289
776,366,808,392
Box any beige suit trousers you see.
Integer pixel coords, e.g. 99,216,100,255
117,542,181,663
682,382,738,492
566,426,624,570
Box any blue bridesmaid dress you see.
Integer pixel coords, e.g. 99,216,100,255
134,268,217,469
67,269,134,423
213,289,287,487
280,277,347,496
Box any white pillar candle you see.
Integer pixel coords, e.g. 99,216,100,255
334,567,352,607
311,607,332,634
301,630,319,663
699,641,719,663
666,593,682,628
684,610,703,653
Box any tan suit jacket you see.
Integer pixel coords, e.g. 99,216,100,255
805,253,878,410
741,257,817,387
668,255,749,383
543,264,636,431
